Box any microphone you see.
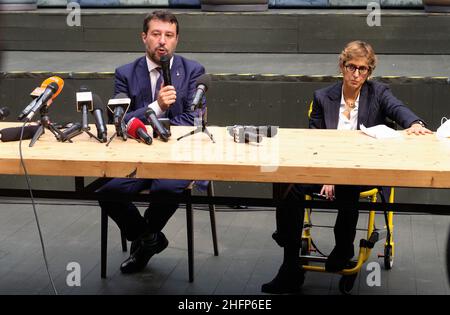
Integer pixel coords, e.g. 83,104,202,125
25,82,59,121
0,125,40,142
262,125,278,138
107,93,130,138
190,74,211,111
58,122,83,142
160,55,172,86
17,87,45,121
127,117,152,145
227,125,264,144
0,106,10,120
227,125,278,139
144,108,171,142
19,76,64,121
237,131,263,144
91,94,107,143
76,86,93,131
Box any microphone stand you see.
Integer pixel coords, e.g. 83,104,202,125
59,113,104,144
177,100,215,143
106,119,127,147
29,106,65,147
80,109,103,143
82,128,103,143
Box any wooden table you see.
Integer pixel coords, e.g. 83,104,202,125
0,122,449,213
1,122,449,188
1,122,449,281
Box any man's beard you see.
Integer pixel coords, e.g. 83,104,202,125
148,46,170,65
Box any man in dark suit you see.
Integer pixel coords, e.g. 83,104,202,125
262,41,432,294
98,11,206,274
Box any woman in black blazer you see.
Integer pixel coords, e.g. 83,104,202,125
262,41,432,294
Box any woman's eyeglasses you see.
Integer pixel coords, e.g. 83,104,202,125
344,64,370,75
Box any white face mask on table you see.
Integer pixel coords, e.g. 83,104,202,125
436,117,450,139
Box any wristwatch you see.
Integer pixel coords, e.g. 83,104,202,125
411,120,426,128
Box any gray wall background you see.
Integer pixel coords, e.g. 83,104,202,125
35,0,425,8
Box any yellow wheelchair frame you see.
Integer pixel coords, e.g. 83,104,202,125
303,102,396,294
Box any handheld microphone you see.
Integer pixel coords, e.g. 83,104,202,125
91,94,107,143
242,125,278,138
76,86,93,131
160,55,172,86
127,117,152,145
59,122,83,142
0,125,40,142
227,125,279,139
30,86,46,99
107,93,130,139
0,106,10,120
25,82,59,121
190,74,211,111
236,130,263,144
227,125,264,144
19,76,64,122
144,108,171,142
17,87,45,121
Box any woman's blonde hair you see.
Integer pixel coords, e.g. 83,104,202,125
339,41,377,75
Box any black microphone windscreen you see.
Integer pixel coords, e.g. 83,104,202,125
79,85,89,92
160,55,170,64
0,106,10,120
160,55,172,86
0,125,40,142
196,74,211,90
92,94,104,110
47,82,59,91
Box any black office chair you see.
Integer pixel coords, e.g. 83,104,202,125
100,180,219,282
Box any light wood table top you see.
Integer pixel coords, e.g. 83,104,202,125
1,122,449,188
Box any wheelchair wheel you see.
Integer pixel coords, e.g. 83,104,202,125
384,245,394,270
338,273,358,295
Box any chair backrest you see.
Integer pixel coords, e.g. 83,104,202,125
308,101,313,119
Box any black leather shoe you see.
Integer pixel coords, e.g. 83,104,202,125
261,264,305,294
120,232,169,274
325,246,354,272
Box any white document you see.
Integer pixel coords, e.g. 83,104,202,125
360,124,402,139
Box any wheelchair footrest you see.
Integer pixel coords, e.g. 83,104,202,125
360,229,388,249
300,255,328,263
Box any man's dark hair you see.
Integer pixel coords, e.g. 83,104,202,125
143,10,179,35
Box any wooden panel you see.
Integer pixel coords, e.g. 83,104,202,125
298,15,450,54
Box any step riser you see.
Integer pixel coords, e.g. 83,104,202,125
1,11,450,54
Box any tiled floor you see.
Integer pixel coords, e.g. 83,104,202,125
0,198,448,295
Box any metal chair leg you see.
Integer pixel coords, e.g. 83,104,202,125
101,208,108,279
207,181,219,256
186,189,194,282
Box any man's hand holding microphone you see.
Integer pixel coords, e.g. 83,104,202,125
156,55,176,112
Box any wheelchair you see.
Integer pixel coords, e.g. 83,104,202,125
301,187,395,294
302,101,396,294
